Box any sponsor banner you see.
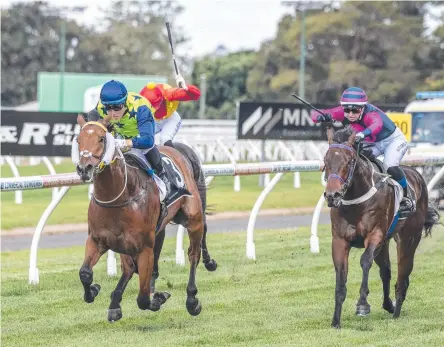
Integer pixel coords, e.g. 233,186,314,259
1,110,82,157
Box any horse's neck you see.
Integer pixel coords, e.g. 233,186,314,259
93,156,135,201
344,157,374,200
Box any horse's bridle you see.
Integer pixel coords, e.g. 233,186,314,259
325,143,357,198
78,121,110,174
78,121,130,205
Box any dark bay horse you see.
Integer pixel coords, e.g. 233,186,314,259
323,126,440,329
74,115,216,322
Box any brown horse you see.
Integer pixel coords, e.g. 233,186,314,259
323,126,440,329
74,115,215,322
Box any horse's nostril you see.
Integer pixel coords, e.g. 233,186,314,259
86,164,93,172
334,192,341,199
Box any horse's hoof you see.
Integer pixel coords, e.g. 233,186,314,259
331,323,341,329
392,300,402,319
356,304,371,317
91,284,101,296
382,300,394,314
204,259,217,272
186,298,202,316
84,284,101,303
149,292,171,311
108,308,122,322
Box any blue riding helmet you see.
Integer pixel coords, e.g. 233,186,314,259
100,80,128,105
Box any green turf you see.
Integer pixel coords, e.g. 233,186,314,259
1,163,324,229
2,225,444,346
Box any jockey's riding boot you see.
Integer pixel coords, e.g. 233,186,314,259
164,140,176,149
401,185,416,213
145,146,171,197
388,166,415,214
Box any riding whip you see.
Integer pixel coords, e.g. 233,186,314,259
165,22,180,76
291,93,328,117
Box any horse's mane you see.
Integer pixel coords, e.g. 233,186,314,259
332,126,354,143
331,126,377,161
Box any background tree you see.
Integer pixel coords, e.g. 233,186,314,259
1,0,187,107
1,2,86,106
181,50,256,119
247,1,442,105
99,0,188,78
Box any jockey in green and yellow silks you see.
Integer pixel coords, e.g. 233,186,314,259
86,79,172,196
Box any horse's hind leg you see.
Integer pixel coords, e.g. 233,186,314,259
150,228,165,294
201,219,217,271
374,242,394,314
79,236,106,303
108,255,136,322
393,232,422,318
185,220,204,316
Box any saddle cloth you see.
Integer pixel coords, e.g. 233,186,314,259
124,149,192,207
366,155,416,238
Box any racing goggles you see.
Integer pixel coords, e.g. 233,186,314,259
104,104,125,111
343,106,362,114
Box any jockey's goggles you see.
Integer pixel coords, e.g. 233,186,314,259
104,104,125,111
343,107,362,114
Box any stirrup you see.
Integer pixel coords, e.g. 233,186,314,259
400,197,414,212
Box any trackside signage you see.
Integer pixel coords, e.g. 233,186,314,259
1,111,81,157
237,102,405,141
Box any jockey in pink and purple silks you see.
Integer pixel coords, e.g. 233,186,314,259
311,87,415,214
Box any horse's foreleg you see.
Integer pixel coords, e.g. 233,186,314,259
356,231,382,317
331,236,350,329
374,242,394,314
201,219,217,272
108,254,135,322
136,246,170,312
186,221,204,316
79,236,106,303
150,228,165,294
393,233,421,318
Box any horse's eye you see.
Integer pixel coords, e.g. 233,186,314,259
99,136,105,142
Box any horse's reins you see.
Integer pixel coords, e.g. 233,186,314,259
326,143,389,205
80,121,142,207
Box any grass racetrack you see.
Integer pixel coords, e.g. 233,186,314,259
2,225,444,347
1,162,324,230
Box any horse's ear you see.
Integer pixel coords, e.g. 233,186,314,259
347,131,357,145
77,114,86,127
326,126,334,144
100,114,112,127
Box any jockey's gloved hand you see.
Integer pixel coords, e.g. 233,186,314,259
175,75,188,90
354,132,365,144
317,113,332,122
115,139,127,149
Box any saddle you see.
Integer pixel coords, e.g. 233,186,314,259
124,149,192,231
359,151,415,238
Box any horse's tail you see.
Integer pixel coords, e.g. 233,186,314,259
173,142,214,216
423,204,441,237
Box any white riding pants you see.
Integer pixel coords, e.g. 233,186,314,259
155,111,182,145
368,128,408,169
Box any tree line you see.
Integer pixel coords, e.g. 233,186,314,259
2,1,443,119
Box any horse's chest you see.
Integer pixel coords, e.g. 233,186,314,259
91,229,148,254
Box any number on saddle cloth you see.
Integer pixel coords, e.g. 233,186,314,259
160,153,192,206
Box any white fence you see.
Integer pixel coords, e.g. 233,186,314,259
1,154,444,285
